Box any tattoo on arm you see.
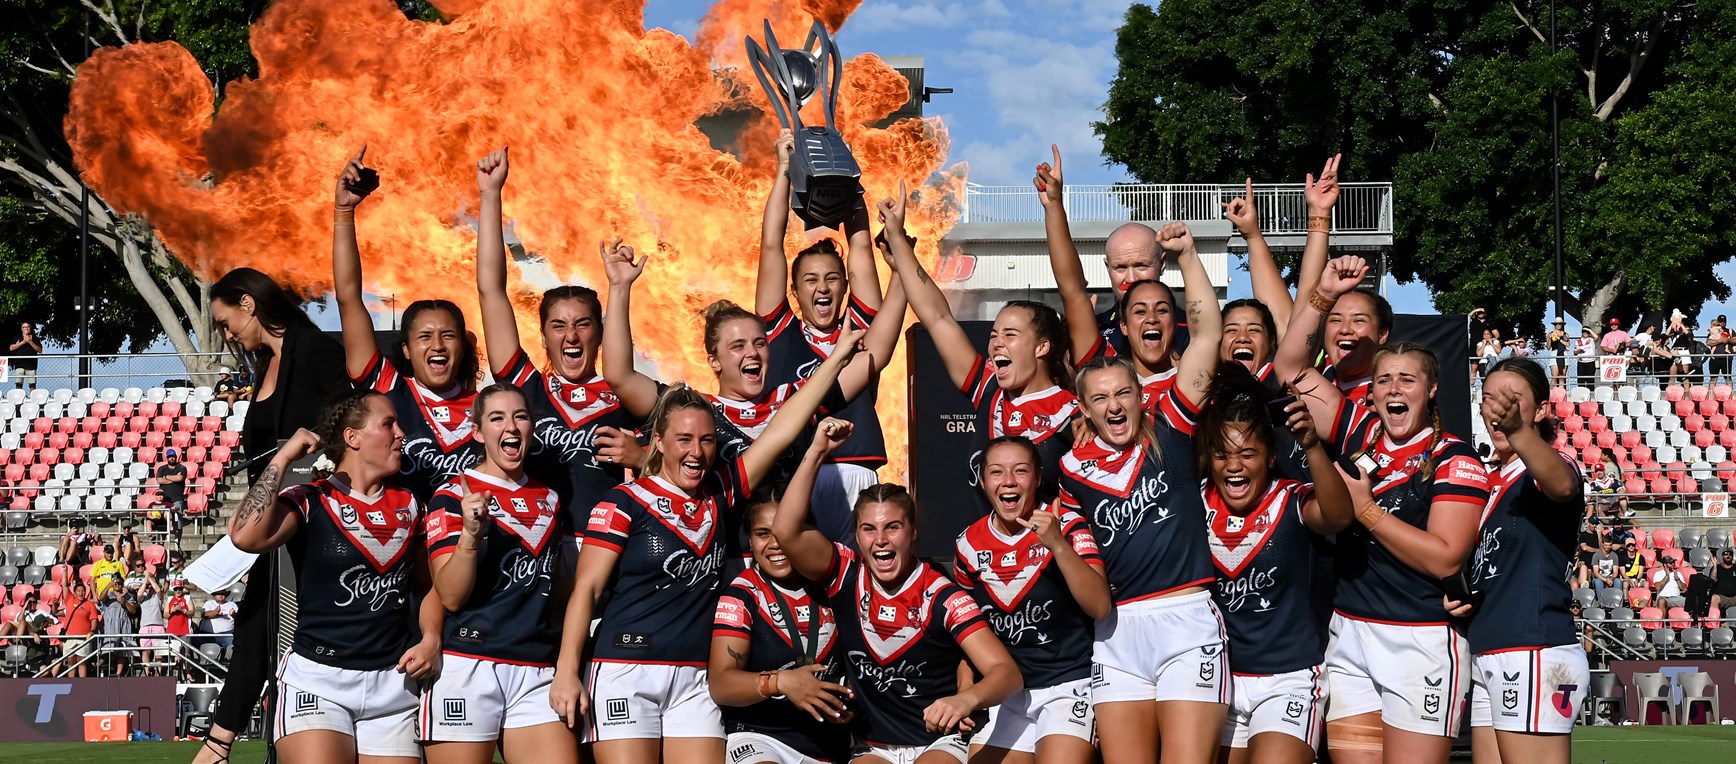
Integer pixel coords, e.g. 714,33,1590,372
1186,298,1207,328
1305,330,1321,354
232,464,284,529
727,644,749,668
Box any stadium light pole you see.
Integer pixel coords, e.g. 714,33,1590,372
78,6,92,385
1550,0,1565,325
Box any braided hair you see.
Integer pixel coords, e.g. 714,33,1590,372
315,389,388,467
854,483,918,527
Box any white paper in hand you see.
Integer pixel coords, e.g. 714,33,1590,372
184,537,258,593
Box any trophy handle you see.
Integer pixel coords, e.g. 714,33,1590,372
808,21,843,131
745,22,808,131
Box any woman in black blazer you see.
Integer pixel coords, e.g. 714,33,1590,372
193,267,349,764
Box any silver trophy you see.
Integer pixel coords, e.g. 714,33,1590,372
746,20,864,230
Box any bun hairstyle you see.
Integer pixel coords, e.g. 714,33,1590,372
315,389,387,467
854,483,918,528
1195,362,1278,479
397,299,482,387
699,300,766,357
1001,300,1073,393
644,383,716,477
1351,341,1445,482
540,286,603,326
1486,357,1557,443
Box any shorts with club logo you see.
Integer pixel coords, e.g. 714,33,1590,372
725,731,834,764
1468,645,1590,734
275,652,420,757
1092,590,1230,704
584,661,723,742
1221,666,1325,748
419,653,559,742
981,677,1094,752
1324,613,1470,737
852,734,968,764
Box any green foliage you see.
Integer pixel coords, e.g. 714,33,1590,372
1097,0,1735,330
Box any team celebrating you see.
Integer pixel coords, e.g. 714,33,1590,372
218,136,1586,764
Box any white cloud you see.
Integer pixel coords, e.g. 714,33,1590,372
849,0,1014,33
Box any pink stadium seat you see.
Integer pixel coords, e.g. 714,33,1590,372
90,401,111,419
170,431,192,450
1621,430,1643,449
1653,529,1678,548
1712,606,1724,623
185,446,207,464
1724,399,1736,418
126,416,147,433
78,416,99,434
30,418,50,435
1649,477,1672,495
1611,446,1629,466
1668,462,1689,480
150,415,171,433
1596,430,1617,449
1588,416,1609,433
102,416,123,434
200,416,221,432
210,445,232,463
50,565,70,586
54,417,75,434
89,546,105,563
1550,387,1568,404
1716,385,1733,402
194,430,216,449
1580,401,1599,419
1720,462,1736,482
188,494,209,516
13,448,34,468
1697,430,1716,448
1639,606,1665,629
1563,415,1584,434
119,432,141,449
70,432,92,450
26,464,48,483
219,431,240,448
36,448,59,467
1553,401,1574,420
114,401,134,419
95,432,117,450
0,605,20,625
1571,431,1593,449
174,416,195,432
160,401,181,419
1692,385,1711,402
134,493,157,511
1687,414,1705,433
22,432,43,450
1701,399,1721,417
143,545,167,567
1677,476,1699,495
1667,384,1686,402
136,446,157,464
6,496,26,511
9,584,33,606
1580,447,1601,465
61,448,83,466
77,565,92,592
200,461,224,481
137,401,157,419
37,582,62,607
1713,414,1731,432
1677,399,1697,418
46,433,67,450
143,431,165,450
0,449,8,467
2,464,22,483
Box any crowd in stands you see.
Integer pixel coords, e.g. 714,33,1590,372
1471,308,1736,388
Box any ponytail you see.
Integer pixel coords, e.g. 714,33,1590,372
644,383,715,477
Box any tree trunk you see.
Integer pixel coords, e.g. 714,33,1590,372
1580,269,1628,329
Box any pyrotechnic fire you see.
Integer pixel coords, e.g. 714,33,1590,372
65,0,966,481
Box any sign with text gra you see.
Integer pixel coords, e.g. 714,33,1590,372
1600,355,1629,384
0,677,175,742
1704,492,1729,519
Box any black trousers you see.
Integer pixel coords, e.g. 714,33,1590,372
210,554,274,733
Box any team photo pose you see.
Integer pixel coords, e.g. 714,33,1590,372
419,383,571,762
551,318,869,763
1056,223,1227,764
953,434,1110,764
1198,366,1355,764
227,393,441,764
1461,358,1588,764
334,147,484,500
1279,257,1491,764
773,421,1023,764
756,129,889,541
473,147,640,547
1234,155,1343,342
709,484,855,764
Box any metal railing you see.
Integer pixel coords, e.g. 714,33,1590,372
958,181,1394,233
2,352,239,394
11,631,229,681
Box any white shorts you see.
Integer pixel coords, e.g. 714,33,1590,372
1468,646,1590,734
1092,590,1230,705
726,730,831,763
981,677,1094,752
809,463,879,545
852,734,968,764
1323,614,1469,737
420,653,559,742
584,661,722,742
1221,666,1325,749
275,652,420,757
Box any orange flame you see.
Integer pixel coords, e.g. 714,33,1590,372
65,0,965,482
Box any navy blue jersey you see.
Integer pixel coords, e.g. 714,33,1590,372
1329,405,1492,625
713,560,851,762
763,297,887,469
496,349,635,531
825,552,990,748
1253,363,1312,484
281,478,422,671
354,352,484,502
952,508,1100,688
1059,388,1213,605
961,357,1078,511
426,470,562,666
1468,456,1584,653
1205,479,1323,675
584,460,746,666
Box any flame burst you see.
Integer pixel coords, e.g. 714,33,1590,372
65,0,966,481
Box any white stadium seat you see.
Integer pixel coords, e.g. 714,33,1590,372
0,433,18,450
145,387,166,403
41,478,63,498
51,388,73,405
1709,445,1729,463
42,401,63,419
67,401,87,418
127,463,149,481
52,463,74,482
1657,445,1679,464
167,387,190,403
225,415,245,432
76,387,96,403
88,447,109,464
109,494,130,513
209,401,229,419
1618,386,1639,402
58,494,80,512
113,447,133,464
99,388,120,404
33,496,53,512
184,400,206,418
1594,386,1614,403
27,388,49,404
76,463,100,482
1637,415,1658,433
4,388,25,404
1682,445,1703,464
122,387,144,403
1612,415,1633,433
233,400,250,418
194,386,214,403
83,494,105,512
101,463,124,480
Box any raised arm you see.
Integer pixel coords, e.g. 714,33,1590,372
844,201,883,311
1282,398,1354,534
428,484,490,611
1274,256,1365,431
1224,178,1293,333
770,421,851,581
835,274,906,401
755,130,796,318
1036,146,1103,363
740,326,865,489
878,183,979,390
598,240,662,419
1486,388,1582,502
1164,223,1221,410
1295,154,1341,305
227,429,319,552
474,148,521,374
332,146,382,380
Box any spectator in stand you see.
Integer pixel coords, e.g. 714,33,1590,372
90,544,125,598
162,550,189,590
1585,448,1626,518
135,578,166,676
58,519,99,568
154,449,188,548
165,584,194,678
1601,319,1630,356
1709,316,1732,385
1665,319,1700,385
1575,518,1604,586
1588,538,1624,598
1650,558,1688,609
201,589,238,654
7,320,41,392
1476,329,1501,377
114,519,142,566
1709,550,1736,612
211,366,248,405
1575,327,1600,387
1668,308,1691,337
1545,318,1570,387
124,557,151,593
100,583,138,675
1,592,56,673
59,580,99,678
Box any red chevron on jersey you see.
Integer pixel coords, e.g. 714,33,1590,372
734,568,839,658
405,377,478,452
855,568,980,665
991,385,1077,443
541,373,623,429
290,479,420,573
451,470,559,555
621,477,718,553
1139,368,1177,414
1205,480,1308,578
955,518,1075,611
703,384,800,442
1368,429,1443,497
1060,437,1147,496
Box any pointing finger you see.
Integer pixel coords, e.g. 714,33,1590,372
355,144,368,163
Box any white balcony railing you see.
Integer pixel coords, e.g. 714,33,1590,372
960,182,1394,235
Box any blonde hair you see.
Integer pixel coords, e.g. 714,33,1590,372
1073,356,1162,463
1351,342,1444,482
643,383,716,477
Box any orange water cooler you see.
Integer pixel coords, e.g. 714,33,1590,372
83,710,133,742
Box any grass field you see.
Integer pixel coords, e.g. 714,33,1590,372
0,728,1729,763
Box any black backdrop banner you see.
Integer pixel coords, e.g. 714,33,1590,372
907,314,1474,564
